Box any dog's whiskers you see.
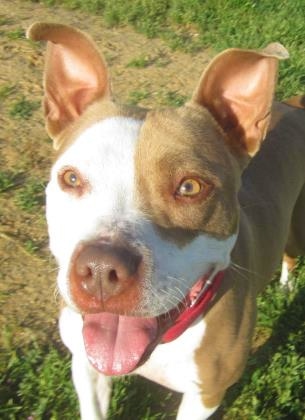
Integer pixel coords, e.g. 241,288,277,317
230,261,263,281
53,286,60,302
48,266,58,274
148,287,174,322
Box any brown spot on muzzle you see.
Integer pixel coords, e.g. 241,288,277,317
69,239,143,314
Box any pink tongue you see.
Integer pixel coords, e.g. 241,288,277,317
83,313,158,376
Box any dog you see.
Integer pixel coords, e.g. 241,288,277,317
26,22,305,419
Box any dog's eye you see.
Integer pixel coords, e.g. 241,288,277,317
62,170,81,188
176,177,213,199
178,178,202,196
58,167,87,195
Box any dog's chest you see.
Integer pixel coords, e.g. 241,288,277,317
135,319,206,393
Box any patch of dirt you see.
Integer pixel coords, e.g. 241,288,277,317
0,0,211,347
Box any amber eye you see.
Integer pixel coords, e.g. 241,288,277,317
177,178,202,197
62,170,81,188
58,167,89,196
176,177,213,200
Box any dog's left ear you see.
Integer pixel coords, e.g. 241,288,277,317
192,43,288,155
27,22,110,148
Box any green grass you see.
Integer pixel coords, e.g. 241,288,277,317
0,84,16,100
37,0,305,97
127,53,171,69
24,239,40,254
9,97,40,120
0,17,12,26
0,333,177,419
160,90,187,107
14,179,45,212
0,171,16,193
127,55,152,68
0,335,78,419
127,89,150,105
6,28,25,40
1,271,304,419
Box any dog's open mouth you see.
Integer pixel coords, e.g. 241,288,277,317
83,269,224,376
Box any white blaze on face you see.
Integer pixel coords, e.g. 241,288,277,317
46,117,142,303
46,116,237,313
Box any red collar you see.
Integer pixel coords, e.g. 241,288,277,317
161,270,225,343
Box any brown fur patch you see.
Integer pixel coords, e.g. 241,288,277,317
135,105,241,239
194,269,256,408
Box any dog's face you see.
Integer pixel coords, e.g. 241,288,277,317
47,108,239,316
28,23,286,375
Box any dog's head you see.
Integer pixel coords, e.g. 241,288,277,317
27,23,287,375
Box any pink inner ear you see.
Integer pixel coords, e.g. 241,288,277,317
59,47,103,89
46,45,106,116
43,33,109,140
193,50,278,155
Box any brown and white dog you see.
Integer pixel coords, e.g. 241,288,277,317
27,22,305,419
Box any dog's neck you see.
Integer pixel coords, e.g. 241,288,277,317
233,103,305,292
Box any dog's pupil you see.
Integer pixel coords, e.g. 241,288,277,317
183,181,194,192
70,173,77,184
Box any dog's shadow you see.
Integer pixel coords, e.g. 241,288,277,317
109,375,180,419
109,278,305,419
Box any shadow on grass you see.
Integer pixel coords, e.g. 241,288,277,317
109,375,180,420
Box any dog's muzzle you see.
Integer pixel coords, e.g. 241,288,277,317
67,237,225,377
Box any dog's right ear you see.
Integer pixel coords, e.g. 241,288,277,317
191,43,288,156
27,22,110,148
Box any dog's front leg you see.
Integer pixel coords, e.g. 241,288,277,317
177,391,219,420
71,352,111,419
59,307,112,419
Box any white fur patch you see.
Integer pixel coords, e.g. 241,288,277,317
60,307,111,419
136,317,206,393
46,117,142,304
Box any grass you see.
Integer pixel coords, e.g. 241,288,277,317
0,329,176,419
14,179,45,212
0,334,78,419
160,90,187,107
0,84,16,100
24,239,40,255
9,97,40,120
127,52,171,69
0,172,45,213
1,272,304,418
127,89,150,105
6,28,25,40
0,171,16,193
127,55,152,68
37,0,305,97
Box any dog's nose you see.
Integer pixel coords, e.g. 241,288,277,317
70,241,143,313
